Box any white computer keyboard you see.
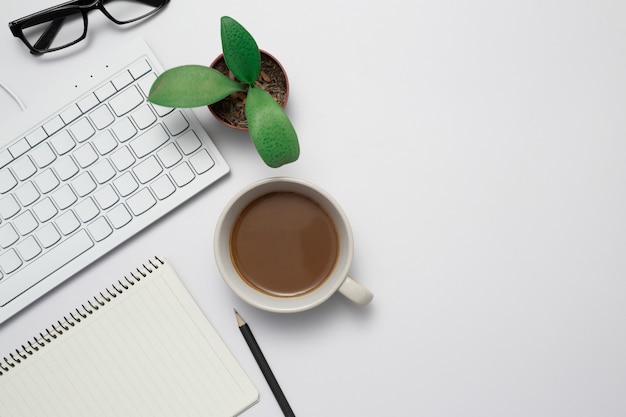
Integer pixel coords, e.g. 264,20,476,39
0,40,229,324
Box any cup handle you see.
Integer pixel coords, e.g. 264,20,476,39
338,275,373,306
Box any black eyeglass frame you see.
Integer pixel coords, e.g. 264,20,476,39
9,0,169,55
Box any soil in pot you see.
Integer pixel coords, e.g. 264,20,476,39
209,50,289,130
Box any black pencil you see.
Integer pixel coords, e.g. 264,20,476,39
235,310,296,417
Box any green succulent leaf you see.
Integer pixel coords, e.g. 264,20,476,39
221,16,261,85
148,65,244,108
245,86,299,168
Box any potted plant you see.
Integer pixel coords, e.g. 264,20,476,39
147,16,299,168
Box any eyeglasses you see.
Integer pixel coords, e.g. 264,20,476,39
9,0,169,55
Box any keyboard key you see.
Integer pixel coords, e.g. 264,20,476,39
138,74,174,117
9,138,31,158
177,130,202,155
92,130,118,155
130,124,168,158
0,249,22,274
107,204,132,229
0,223,19,248
77,93,99,113
133,156,162,184
110,146,136,171
151,103,174,118
43,116,64,136
73,143,99,168
35,223,61,248
164,111,189,136
70,118,96,142
60,104,82,124
90,105,115,130
75,197,99,222
16,236,42,261
128,59,151,79
0,149,13,168
110,86,143,116
0,230,94,307
12,156,37,181
170,162,195,187
15,182,40,206
93,184,119,209
132,105,157,129
33,169,60,194
53,156,79,180
52,184,78,210
91,159,116,184
25,129,48,148
49,130,76,155
31,143,57,168
112,117,137,142
72,172,97,197
113,172,139,197
151,175,175,200
13,210,38,235
0,169,18,193
189,149,215,174
112,70,133,90
33,197,58,222
95,82,116,101
126,188,156,215
137,72,157,97
0,195,21,219
55,210,80,235
87,217,113,242
157,143,182,168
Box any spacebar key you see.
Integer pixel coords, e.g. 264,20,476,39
0,230,94,307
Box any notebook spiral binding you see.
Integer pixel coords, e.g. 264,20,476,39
0,256,165,376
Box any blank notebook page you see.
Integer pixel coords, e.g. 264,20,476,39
0,258,258,417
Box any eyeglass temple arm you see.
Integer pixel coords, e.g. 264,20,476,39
30,17,65,55
138,0,167,7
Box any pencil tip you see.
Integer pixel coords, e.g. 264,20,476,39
234,309,246,327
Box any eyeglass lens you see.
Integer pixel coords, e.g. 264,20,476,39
103,0,165,23
22,11,85,52
19,0,165,53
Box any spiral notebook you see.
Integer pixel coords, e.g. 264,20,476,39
0,257,258,416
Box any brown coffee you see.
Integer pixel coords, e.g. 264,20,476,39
230,191,339,297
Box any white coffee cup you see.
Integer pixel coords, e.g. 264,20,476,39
214,177,373,313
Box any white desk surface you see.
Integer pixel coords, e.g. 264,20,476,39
2,1,626,416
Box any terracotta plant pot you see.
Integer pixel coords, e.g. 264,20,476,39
208,50,289,130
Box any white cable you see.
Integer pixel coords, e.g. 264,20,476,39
0,80,26,111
